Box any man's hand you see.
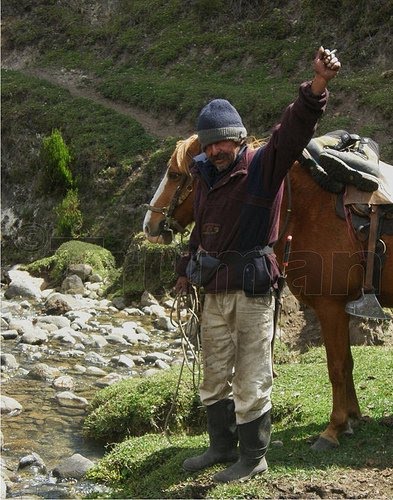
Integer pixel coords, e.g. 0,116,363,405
311,46,341,95
314,46,341,77
174,276,190,294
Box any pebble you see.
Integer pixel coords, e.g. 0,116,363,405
0,268,191,498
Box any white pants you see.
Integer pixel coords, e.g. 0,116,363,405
199,291,274,425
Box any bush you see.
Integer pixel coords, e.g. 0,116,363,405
55,188,83,237
39,129,73,193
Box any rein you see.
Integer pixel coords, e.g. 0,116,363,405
144,173,194,235
277,173,292,242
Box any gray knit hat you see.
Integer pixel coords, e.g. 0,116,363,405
196,99,247,150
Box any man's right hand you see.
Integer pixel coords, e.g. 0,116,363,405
174,276,190,294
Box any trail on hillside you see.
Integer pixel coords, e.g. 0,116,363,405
24,67,194,140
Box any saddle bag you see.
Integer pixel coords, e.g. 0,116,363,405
186,251,221,287
242,251,273,297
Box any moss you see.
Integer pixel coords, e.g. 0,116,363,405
25,239,116,285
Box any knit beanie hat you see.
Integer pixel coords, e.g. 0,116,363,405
196,99,247,150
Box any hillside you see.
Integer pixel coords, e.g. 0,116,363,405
1,0,393,266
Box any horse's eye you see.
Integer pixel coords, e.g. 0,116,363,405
167,171,182,181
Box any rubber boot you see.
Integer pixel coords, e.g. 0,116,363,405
319,140,380,192
213,410,271,483
182,399,238,472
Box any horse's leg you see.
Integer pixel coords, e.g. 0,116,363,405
311,300,361,451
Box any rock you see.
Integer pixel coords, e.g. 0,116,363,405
61,274,85,295
0,300,22,314
52,376,75,390
89,273,103,283
52,453,93,479
4,270,43,300
44,293,79,315
140,291,159,307
144,352,172,363
36,315,71,329
90,334,108,348
18,452,46,473
84,352,108,365
8,318,35,333
123,307,144,315
85,366,107,376
1,395,23,415
20,327,48,345
1,329,18,340
144,304,167,318
154,316,176,331
1,353,19,370
110,354,135,369
29,363,61,381
55,391,88,409
111,296,126,310
106,334,129,345
95,372,125,387
66,311,93,323
155,359,170,370
0,476,6,500
68,264,93,281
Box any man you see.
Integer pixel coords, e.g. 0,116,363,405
175,47,341,483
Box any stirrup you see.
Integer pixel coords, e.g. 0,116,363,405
345,290,392,320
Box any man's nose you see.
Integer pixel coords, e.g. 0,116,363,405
209,143,220,155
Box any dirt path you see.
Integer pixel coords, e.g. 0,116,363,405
23,67,194,140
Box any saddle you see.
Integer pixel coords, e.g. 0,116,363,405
300,131,393,320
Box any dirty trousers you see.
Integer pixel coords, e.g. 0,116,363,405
199,290,274,425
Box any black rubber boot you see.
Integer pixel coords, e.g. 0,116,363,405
319,149,379,192
213,410,271,483
182,399,238,472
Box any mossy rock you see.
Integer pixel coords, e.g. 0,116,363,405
83,366,204,443
25,239,116,286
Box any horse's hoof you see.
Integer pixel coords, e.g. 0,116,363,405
311,436,339,452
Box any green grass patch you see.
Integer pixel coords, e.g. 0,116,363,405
85,346,392,498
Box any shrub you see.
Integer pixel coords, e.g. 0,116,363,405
55,188,83,238
39,129,73,192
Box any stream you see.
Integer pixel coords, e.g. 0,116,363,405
1,270,187,499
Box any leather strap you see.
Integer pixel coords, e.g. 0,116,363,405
364,205,379,292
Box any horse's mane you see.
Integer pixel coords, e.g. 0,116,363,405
169,134,268,174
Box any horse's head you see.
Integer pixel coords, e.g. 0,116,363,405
143,134,200,244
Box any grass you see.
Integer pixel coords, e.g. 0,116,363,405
85,345,393,498
2,1,393,267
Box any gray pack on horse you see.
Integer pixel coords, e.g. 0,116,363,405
143,131,393,451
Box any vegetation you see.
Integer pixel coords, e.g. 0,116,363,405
39,129,73,192
85,346,393,498
84,365,205,442
2,1,393,266
25,240,116,285
54,188,84,238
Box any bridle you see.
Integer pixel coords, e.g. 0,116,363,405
144,172,194,235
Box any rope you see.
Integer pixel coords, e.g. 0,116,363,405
163,286,202,443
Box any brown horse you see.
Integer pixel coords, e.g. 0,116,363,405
143,134,393,451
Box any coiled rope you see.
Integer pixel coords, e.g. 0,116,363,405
163,286,202,442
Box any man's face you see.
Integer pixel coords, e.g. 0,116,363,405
205,140,241,171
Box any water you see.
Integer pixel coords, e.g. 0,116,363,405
1,296,183,498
